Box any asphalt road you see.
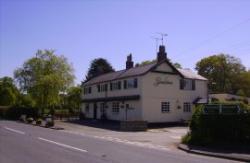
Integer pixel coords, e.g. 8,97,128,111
0,120,239,163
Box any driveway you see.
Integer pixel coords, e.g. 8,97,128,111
55,120,189,150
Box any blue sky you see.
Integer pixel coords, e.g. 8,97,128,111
1,0,250,85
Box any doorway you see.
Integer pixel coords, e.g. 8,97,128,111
93,103,97,119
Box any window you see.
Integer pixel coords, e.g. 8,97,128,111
183,102,191,112
112,102,119,113
161,102,170,113
84,86,92,94
85,103,89,113
100,103,106,113
97,84,108,92
124,78,138,89
180,79,195,90
110,81,121,91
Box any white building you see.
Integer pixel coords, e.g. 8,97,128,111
81,46,208,123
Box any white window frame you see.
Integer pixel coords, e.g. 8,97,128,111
183,102,191,112
161,102,170,113
112,102,119,114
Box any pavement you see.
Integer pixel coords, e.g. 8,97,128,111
55,120,188,150
0,120,242,163
178,144,250,162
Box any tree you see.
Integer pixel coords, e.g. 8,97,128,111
85,58,114,81
195,54,246,94
232,71,250,97
66,86,81,114
14,50,75,114
0,77,19,106
135,60,156,67
173,62,182,69
135,59,182,68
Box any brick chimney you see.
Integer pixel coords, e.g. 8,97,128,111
157,45,167,62
126,54,134,69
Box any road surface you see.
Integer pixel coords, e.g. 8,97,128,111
0,120,239,163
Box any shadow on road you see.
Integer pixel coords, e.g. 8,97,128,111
63,119,188,132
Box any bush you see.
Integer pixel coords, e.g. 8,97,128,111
5,106,38,120
36,118,43,125
26,117,34,124
185,104,250,146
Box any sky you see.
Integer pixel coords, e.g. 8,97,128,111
1,0,250,85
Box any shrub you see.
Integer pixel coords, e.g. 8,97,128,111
5,106,38,120
26,117,34,124
36,118,43,125
185,104,250,146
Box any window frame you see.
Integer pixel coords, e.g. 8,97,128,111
112,102,120,114
183,102,191,113
161,102,170,113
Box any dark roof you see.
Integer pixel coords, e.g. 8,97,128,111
83,60,207,86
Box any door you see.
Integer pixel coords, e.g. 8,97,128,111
93,103,97,119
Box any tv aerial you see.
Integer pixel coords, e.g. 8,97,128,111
157,32,168,45
151,36,161,52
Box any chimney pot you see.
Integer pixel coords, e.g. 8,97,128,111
126,54,134,69
157,45,167,62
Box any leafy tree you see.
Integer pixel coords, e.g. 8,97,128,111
0,77,19,106
195,54,246,94
85,58,114,81
232,71,250,97
135,60,156,67
66,86,81,114
135,59,182,68
173,62,182,69
14,50,75,114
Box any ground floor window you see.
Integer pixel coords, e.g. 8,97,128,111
183,102,191,112
161,102,170,113
112,102,119,113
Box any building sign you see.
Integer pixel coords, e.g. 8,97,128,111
154,77,173,86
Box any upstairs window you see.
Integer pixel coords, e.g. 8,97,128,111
183,102,191,112
180,79,195,90
124,78,138,89
84,86,92,94
161,102,170,113
97,84,108,92
110,81,121,91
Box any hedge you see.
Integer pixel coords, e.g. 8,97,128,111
184,105,250,145
5,106,39,120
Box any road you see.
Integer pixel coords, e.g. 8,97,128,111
0,120,239,163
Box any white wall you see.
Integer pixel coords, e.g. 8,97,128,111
141,71,207,123
82,101,142,121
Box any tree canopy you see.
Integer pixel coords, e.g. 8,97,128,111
0,77,19,106
66,86,81,114
195,54,250,96
135,59,182,68
85,58,114,81
14,50,75,114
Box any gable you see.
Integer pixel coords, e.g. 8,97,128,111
154,62,174,73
